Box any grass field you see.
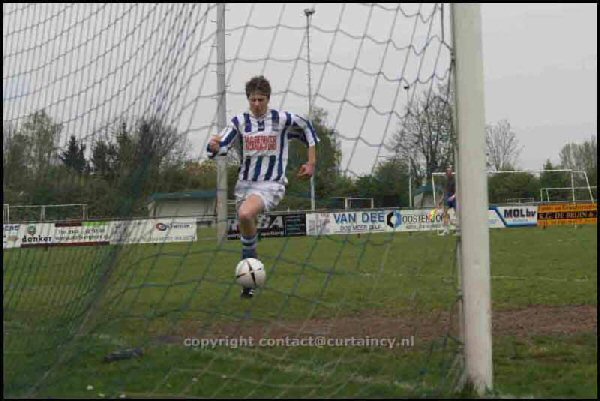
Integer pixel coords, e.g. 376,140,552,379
3,225,597,398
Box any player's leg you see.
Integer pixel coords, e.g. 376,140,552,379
237,194,264,299
236,183,285,298
238,183,284,257
438,202,449,236
437,194,449,235
238,194,264,260
445,195,457,234
443,203,450,234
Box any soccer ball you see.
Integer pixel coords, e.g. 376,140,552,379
235,258,266,289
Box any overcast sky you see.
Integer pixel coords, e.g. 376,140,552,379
3,3,597,176
481,3,597,171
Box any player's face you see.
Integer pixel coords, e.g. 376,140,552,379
248,92,269,117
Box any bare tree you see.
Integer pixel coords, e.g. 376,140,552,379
559,135,597,185
485,119,522,171
392,85,455,186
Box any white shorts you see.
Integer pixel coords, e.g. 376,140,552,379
234,181,286,212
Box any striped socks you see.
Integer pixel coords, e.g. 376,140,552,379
241,233,258,259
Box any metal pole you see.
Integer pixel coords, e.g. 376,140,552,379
305,8,316,211
408,162,413,208
216,3,228,242
450,19,464,390
431,174,436,208
570,170,576,203
451,4,493,395
583,171,595,203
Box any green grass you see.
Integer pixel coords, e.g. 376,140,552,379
489,226,597,308
493,332,597,398
36,337,459,398
3,225,597,398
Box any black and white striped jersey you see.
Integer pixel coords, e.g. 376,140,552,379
207,109,319,185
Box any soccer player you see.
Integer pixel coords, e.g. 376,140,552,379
207,76,319,298
437,166,456,236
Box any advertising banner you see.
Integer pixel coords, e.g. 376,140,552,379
3,224,23,249
384,209,449,232
4,218,197,249
307,209,454,236
17,223,60,248
537,203,597,226
110,219,197,244
488,209,507,229
227,213,306,240
306,210,390,236
306,208,508,237
492,206,537,227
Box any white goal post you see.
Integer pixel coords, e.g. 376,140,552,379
452,4,492,395
329,197,375,210
432,169,595,206
541,186,597,203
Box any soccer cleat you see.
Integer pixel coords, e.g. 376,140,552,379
240,287,254,299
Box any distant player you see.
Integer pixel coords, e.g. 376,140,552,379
207,76,319,298
437,166,456,236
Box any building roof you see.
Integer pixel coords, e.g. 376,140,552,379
147,190,216,203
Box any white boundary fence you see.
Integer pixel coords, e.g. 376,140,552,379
3,203,88,224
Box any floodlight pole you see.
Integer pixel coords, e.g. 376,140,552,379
451,4,493,395
305,7,316,211
216,3,228,242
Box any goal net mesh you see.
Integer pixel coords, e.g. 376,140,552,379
3,3,460,397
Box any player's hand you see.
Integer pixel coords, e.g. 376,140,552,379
208,135,221,153
297,163,315,179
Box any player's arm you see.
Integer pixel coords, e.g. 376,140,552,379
298,144,316,179
207,117,240,158
289,113,319,179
